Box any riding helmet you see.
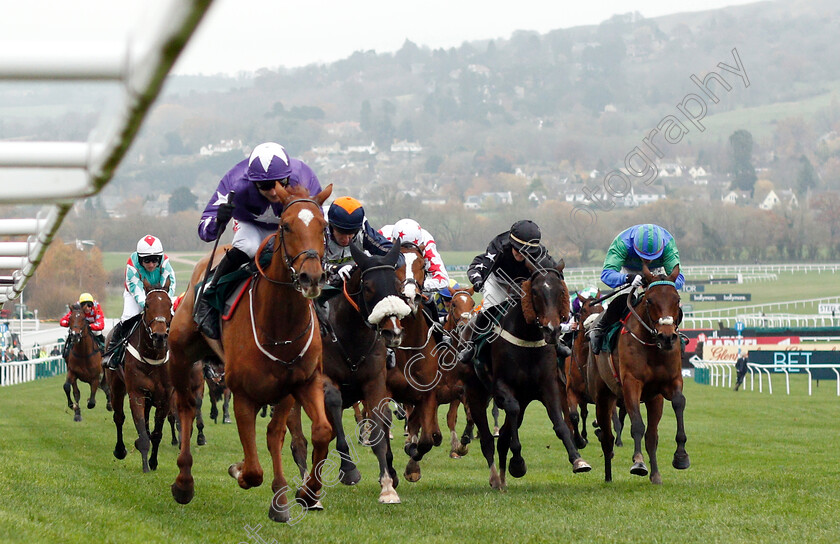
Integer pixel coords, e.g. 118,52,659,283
245,142,293,183
509,220,541,256
328,197,365,232
78,293,94,304
136,235,164,257
631,224,666,260
393,218,423,246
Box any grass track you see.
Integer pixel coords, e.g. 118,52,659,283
1,374,839,543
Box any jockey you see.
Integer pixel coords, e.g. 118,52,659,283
589,223,685,355
195,142,322,338
104,235,177,369
59,293,106,353
456,220,572,365
379,219,449,292
434,278,464,323
324,196,393,285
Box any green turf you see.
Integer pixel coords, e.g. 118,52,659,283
1,374,838,543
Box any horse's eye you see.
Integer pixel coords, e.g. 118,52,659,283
282,224,291,232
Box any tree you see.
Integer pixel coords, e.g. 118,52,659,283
168,186,198,214
797,155,818,194
729,129,757,195
359,100,372,133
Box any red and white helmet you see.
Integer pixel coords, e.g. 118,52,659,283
393,219,423,246
136,234,164,257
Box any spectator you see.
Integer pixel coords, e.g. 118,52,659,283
734,355,748,391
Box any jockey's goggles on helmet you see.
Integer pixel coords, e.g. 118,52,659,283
81,301,93,308
254,177,290,191
140,255,161,265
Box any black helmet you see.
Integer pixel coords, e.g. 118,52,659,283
509,220,541,255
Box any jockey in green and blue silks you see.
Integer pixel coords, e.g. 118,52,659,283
121,235,177,321
601,224,685,290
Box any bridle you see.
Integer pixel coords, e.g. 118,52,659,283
446,291,474,335
399,242,425,306
142,289,172,339
526,267,565,336
344,264,400,330
67,308,98,359
625,280,679,350
255,198,323,292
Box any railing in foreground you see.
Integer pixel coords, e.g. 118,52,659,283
0,356,66,387
690,357,840,396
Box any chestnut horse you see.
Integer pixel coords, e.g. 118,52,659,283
63,303,110,421
589,263,689,484
565,291,625,449
464,260,590,490
390,242,445,482
440,286,476,458
106,278,173,473
293,240,410,504
169,184,333,523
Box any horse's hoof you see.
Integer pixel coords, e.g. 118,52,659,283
228,463,242,480
113,446,127,460
573,458,592,473
171,482,194,505
73,413,82,422
306,500,324,511
432,432,443,447
492,426,500,438
673,453,690,470
171,438,180,446
197,435,206,446
142,463,150,474
268,504,291,523
223,416,231,424
650,472,663,485
404,469,421,483
339,467,361,486
378,491,401,504
87,400,96,410
615,438,623,447
574,436,588,450
449,451,461,459
404,442,418,459
460,435,472,446
106,402,113,412
630,462,649,476
455,444,469,457
508,456,527,478
149,459,158,471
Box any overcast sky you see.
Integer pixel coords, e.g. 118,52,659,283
2,0,761,76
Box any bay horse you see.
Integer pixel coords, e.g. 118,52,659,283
464,260,591,490
565,291,625,449
589,263,689,484
63,303,110,421
389,242,445,482
203,355,231,424
106,277,173,473
293,240,410,504
168,184,334,523
440,286,477,459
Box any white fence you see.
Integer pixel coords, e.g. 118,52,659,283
690,357,840,396
0,355,67,387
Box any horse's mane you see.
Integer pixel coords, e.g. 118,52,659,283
520,280,537,324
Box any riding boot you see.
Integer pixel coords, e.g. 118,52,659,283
457,308,496,364
589,318,605,356
103,321,127,370
386,349,397,370
195,247,249,340
93,333,106,354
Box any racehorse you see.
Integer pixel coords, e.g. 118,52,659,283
440,286,476,458
464,259,591,490
203,354,231,424
389,242,445,482
565,291,625,449
589,263,689,484
106,278,173,473
168,184,334,522
62,303,110,421
293,240,410,504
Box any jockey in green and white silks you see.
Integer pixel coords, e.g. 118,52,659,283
120,235,177,321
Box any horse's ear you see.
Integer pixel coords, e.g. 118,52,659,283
314,184,333,206
556,259,565,274
383,237,402,267
641,260,657,284
576,292,586,303
349,238,371,269
275,184,291,203
164,276,171,292
520,280,537,324
142,277,152,292
668,264,681,283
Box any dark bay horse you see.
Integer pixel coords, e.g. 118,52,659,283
390,242,445,482
294,240,410,504
63,303,110,421
589,263,689,484
169,184,334,522
106,277,173,473
203,354,231,424
565,292,625,449
464,260,591,490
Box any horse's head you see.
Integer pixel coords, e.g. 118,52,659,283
349,240,411,347
444,287,475,335
577,290,604,323
396,242,426,314
641,262,681,351
274,184,333,298
520,260,569,345
66,302,87,345
142,277,173,351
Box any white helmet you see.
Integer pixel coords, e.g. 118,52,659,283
136,235,164,257
393,219,423,246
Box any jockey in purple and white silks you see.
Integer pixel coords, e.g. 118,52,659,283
194,142,323,339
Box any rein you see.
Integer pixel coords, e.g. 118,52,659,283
624,280,678,348
131,288,172,366
254,198,323,291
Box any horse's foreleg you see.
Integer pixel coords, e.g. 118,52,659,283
645,394,664,485
446,400,464,458
323,383,359,486
63,373,73,409
411,391,439,461
544,376,590,473
129,392,151,473
491,399,501,437
294,373,332,510
363,382,399,504
87,377,99,410
209,390,219,423
615,403,627,447
287,402,309,481
100,376,112,412
109,375,127,460
595,394,617,482
195,392,205,446
622,378,648,477
171,351,198,504
460,401,475,447
494,381,521,487
403,401,423,482
267,396,296,523
465,383,500,490
566,386,587,450
230,392,263,489
671,388,690,471
69,376,82,421
223,388,232,424
149,402,168,471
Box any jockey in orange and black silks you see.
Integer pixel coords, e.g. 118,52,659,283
324,196,395,285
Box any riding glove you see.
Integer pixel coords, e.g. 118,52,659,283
216,201,235,228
